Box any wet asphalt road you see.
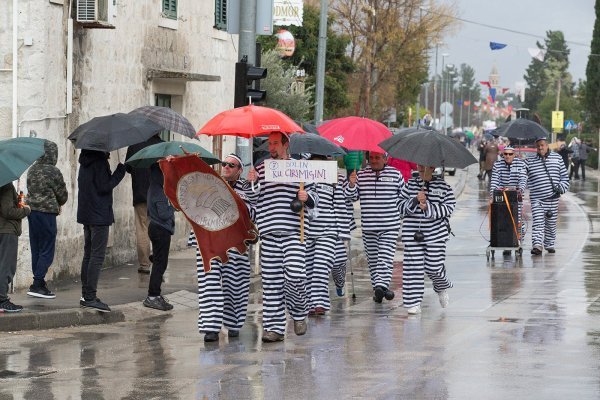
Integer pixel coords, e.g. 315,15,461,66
1,166,600,400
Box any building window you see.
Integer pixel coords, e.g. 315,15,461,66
215,0,227,30
162,0,177,20
155,94,172,142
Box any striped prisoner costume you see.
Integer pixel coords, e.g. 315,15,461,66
306,173,348,310
489,157,526,239
522,151,569,250
242,161,318,335
399,176,456,308
345,165,404,292
189,178,254,335
332,178,358,292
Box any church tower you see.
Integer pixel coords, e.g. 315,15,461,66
489,64,500,89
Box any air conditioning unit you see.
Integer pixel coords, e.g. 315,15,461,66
76,0,116,28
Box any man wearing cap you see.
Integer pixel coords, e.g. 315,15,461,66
189,154,254,343
522,137,569,255
490,145,526,241
245,132,319,343
346,151,404,303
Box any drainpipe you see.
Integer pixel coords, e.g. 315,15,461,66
12,0,18,138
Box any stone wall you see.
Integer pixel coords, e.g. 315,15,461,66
1,1,239,289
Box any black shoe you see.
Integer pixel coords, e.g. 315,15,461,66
373,287,384,303
228,330,239,338
80,298,111,313
384,289,395,301
531,247,542,255
0,299,23,313
204,332,219,342
546,248,556,253
143,296,173,311
27,283,56,299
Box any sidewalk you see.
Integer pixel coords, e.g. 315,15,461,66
0,170,467,332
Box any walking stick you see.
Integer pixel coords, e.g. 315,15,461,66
348,239,356,299
300,181,304,243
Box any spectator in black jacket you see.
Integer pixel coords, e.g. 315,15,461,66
125,135,163,274
77,150,126,312
142,163,175,311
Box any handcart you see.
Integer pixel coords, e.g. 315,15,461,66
486,188,522,260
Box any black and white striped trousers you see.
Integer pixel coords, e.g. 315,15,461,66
531,198,559,249
331,240,349,290
196,249,251,334
362,230,399,290
402,242,452,308
306,235,337,310
260,235,308,335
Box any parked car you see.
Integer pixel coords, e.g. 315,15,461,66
433,166,456,176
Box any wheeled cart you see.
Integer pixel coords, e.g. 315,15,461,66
486,189,522,260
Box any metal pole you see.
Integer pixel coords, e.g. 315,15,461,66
459,85,464,129
432,46,438,125
467,89,471,127
238,0,257,65
314,0,328,125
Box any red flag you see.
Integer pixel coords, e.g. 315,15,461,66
502,88,510,94
463,100,471,106
479,81,491,89
159,154,258,272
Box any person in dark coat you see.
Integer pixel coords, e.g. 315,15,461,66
0,183,31,312
77,150,126,312
142,163,175,311
125,135,163,273
26,140,68,299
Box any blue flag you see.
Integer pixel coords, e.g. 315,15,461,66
489,88,497,102
489,42,507,50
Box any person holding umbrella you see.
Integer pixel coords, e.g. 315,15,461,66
189,153,254,342
346,151,404,303
398,165,456,315
245,132,319,342
77,150,126,312
522,137,569,255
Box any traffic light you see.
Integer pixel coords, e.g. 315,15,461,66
234,61,267,108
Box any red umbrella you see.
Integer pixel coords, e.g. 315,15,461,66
197,104,304,138
317,116,392,153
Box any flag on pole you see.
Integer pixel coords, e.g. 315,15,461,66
479,81,491,89
489,88,497,102
159,154,258,272
502,88,510,94
489,42,507,50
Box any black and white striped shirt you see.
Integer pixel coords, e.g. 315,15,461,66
522,152,569,200
489,158,526,197
307,173,348,238
345,165,404,231
398,176,456,243
241,161,318,237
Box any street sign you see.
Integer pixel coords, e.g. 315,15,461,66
440,102,453,115
564,119,576,130
552,111,564,133
439,115,453,129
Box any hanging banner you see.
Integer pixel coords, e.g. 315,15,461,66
265,159,338,183
273,0,303,27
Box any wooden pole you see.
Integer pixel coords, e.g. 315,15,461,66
300,181,304,243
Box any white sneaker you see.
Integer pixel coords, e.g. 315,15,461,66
407,305,421,315
438,290,449,308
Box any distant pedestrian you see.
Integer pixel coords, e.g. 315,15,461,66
77,150,126,312
579,140,595,180
0,183,31,312
484,140,499,183
125,135,162,274
26,140,68,299
399,165,456,315
142,163,175,312
346,152,404,303
568,137,581,180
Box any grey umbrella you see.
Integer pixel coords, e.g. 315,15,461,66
379,128,477,168
494,118,549,141
68,113,164,152
129,106,196,138
290,133,346,157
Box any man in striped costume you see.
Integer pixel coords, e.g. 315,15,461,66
246,132,318,343
188,154,254,343
305,156,347,315
399,165,456,315
522,137,569,255
489,146,527,242
331,178,357,297
346,152,404,303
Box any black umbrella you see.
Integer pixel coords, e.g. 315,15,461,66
129,106,196,138
290,133,346,157
379,128,477,168
69,113,163,152
494,119,549,141
295,121,319,134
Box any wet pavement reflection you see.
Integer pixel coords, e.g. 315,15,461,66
2,166,600,399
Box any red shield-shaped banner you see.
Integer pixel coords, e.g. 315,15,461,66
159,154,258,272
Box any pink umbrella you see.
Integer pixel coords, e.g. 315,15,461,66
317,116,392,153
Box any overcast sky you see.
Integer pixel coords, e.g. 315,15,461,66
434,0,596,89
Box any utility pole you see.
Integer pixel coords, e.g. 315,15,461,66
554,77,562,143
432,46,438,126
467,89,472,127
314,0,328,125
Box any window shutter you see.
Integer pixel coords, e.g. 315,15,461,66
214,0,227,30
162,0,177,20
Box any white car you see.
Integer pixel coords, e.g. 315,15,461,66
434,166,456,176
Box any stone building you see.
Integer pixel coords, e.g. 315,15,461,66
0,0,241,288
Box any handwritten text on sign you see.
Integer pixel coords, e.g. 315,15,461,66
265,160,338,183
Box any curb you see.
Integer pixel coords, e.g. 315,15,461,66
0,308,125,332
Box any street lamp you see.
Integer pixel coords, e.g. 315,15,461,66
460,83,467,129
437,52,449,129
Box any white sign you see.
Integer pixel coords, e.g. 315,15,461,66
273,0,303,27
265,159,338,183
